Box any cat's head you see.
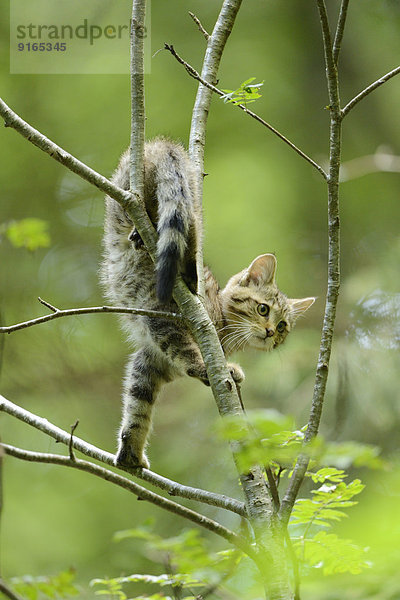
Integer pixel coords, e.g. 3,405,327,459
219,254,315,354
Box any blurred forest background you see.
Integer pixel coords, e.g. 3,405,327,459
1,1,400,598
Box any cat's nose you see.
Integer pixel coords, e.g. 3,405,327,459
266,328,275,338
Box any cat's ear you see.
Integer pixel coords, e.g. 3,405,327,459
241,254,277,286
289,297,316,321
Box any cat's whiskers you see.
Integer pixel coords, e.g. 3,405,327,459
221,318,258,353
220,308,264,353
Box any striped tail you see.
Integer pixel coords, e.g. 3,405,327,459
155,143,198,303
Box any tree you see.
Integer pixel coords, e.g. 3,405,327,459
1,1,399,599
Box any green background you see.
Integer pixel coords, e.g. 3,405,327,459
1,1,399,598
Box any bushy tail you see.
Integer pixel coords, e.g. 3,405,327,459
154,142,198,303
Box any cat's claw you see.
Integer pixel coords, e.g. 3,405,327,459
128,228,145,250
115,438,150,469
228,363,245,384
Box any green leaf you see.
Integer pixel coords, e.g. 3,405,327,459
297,531,370,575
220,77,264,105
11,570,79,599
309,467,348,483
4,218,51,251
291,479,365,529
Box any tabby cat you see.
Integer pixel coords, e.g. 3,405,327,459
101,138,315,469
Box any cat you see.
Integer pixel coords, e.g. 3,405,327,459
101,138,315,469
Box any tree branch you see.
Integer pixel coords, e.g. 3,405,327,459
0,303,181,335
188,12,210,41
166,44,327,181
332,0,350,65
341,65,400,117
130,0,146,201
280,0,343,526
2,443,253,557
0,395,246,517
188,0,243,299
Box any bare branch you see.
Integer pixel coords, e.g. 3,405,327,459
280,0,342,525
342,65,400,117
0,304,181,335
0,579,24,600
2,443,253,556
332,0,350,65
0,395,246,517
38,296,58,312
165,44,327,180
0,97,159,261
189,1,242,299
130,0,146,200
69,420,79,461
189,12,210,41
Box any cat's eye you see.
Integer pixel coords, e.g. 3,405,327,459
277,321,287,333
257,303,270,317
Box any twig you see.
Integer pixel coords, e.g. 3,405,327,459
341,65,400,117
69,420,79,461
280,0,343,526
0,395,246,517
2,443,253,557
265,467,280,511
285,533,301,600
189,12,210,41
0,579,24,600
0,304,181,334
332,0,350,65
166,44,328,181
38,297,58,312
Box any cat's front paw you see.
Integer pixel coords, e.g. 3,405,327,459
128,228,145,250
115,433,150,469
227,362,245,384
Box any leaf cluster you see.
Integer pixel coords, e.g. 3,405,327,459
290,468,369,576
221,77,264,105
217,410,385,474
11,569,79,600
90,523,241,599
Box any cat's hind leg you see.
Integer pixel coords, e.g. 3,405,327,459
115,348,167,469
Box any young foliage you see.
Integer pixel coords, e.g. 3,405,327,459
90,573,202,598
11,569,79,600
221,77,264,105
290,469,368,577
298,531,370,576
1,218,51,251
291,473,365,528
103,523,242,599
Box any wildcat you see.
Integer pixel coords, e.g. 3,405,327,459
101,138,315,469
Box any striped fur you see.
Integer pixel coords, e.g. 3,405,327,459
101,141,315,468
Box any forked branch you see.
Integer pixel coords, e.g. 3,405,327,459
0,394,246,517
166,44,327,180
0,302,181,334
280,0,343,525
342,65,400,117
3,443,252,555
